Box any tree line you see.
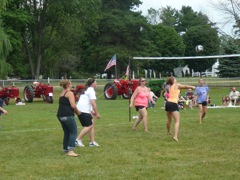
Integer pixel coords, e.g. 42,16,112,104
0,0,240,79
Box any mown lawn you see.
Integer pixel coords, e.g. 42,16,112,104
0,86,239,179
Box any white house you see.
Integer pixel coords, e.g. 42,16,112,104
173,65,190,77
192,60,219,77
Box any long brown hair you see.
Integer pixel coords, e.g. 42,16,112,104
166,76,175,86
84,78,96,92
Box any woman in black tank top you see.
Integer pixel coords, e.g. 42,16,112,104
57,79,81,157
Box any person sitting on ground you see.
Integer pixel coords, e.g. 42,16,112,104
178,93,187,110
208,96,211,104
237,94,240,105
222,96,230,106
185,88,196,106
229,87,239,106
148,88,158,108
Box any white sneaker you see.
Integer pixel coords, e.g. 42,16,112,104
89,141,100,147
75,139,85,147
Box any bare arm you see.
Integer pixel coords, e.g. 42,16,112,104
67,91,81,115
178,84,195,90
0,107,8,115
153,93,158,99
90,99,100,119
206,92,210,101
129,87,139,108
148,94,155,104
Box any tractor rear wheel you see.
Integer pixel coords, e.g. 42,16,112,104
161,90,166,98
23,85,34,102
104,82,118,100
155,90,161,98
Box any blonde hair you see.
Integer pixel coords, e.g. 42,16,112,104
59,79,71,89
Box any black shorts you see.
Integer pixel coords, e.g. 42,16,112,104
198,101,207,106
77,113,93,127
165,101,179,112
135,106,146,111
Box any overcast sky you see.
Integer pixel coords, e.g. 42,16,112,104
136,0,234,36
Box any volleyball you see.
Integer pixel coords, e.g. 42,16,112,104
195,45,204,52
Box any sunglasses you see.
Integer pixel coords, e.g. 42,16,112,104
141,80,146,82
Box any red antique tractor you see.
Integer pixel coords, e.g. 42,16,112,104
71,84,85,102
103,79,165,100
23,82,54,103
104,79,139,100
0,86,21,105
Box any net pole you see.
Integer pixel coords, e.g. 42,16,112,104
128,57,132,122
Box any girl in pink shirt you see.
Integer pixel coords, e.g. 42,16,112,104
129,77,155,131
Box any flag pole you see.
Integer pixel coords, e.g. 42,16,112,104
115,54,117,79
128,57,132,122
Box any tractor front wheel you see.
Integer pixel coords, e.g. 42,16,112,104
3,98,9,105
47,96,54,103
122,93,129,99
23,85,34,102
104,82,118,100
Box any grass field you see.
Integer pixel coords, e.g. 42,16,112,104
0,86,239,179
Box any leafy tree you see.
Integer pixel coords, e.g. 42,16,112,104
3,0,102,79
2,1,33,78
143,24,185,75
143,5,221,75
0,0,12,78
80,0,146,78
146,6,179,27
218,38,240,77
47,0,102,78
159,6,179,27
175,6,210,33
152,24,185,72
166,6,221,73
145,8,162,25
183,25,220,72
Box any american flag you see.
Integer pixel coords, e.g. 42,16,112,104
104,54,116,71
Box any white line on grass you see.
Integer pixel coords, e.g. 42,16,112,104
0,121,156,134
0,122,134,134
0,115,203,134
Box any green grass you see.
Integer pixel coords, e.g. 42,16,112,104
0,87,239,179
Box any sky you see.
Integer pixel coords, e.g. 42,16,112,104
136,0,234,36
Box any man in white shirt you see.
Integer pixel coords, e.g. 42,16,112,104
229,87,239,106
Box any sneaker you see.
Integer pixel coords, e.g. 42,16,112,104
75,139,85,147
89,141,100,147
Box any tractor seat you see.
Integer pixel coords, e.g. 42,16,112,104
33,82,40,85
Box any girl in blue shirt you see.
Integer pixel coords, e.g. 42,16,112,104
195,79,209,124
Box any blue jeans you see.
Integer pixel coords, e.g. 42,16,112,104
148,97,157,108
57,116,78,152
